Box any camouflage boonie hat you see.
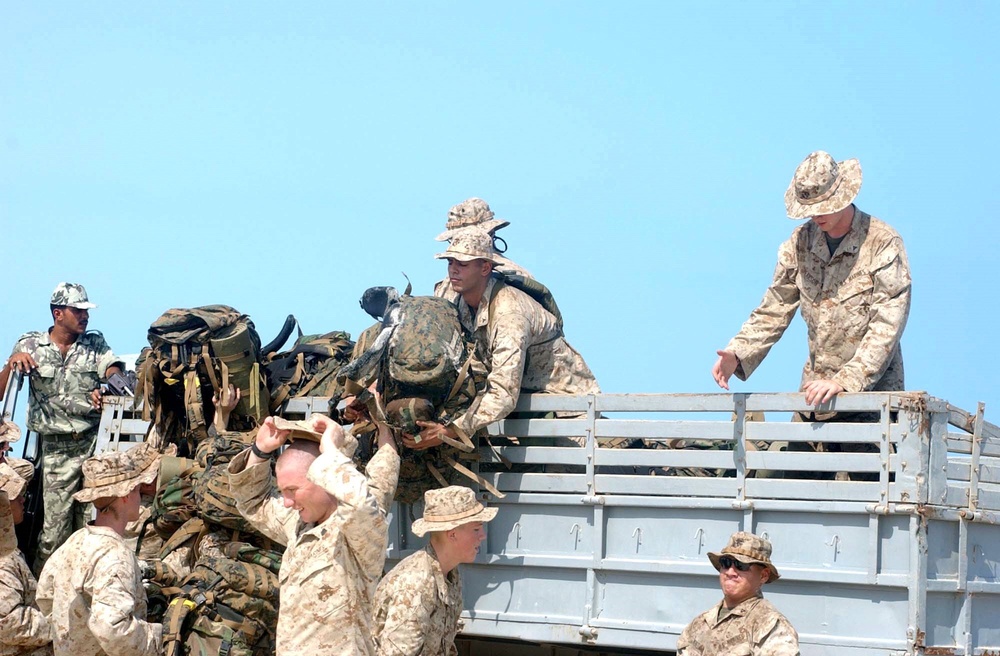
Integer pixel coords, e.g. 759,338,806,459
436,198,510,241
784,151,862,220
434,227,502,264
411,485,498,536
73,441,161,503
708,531,781,581
0,462,29,500
0,421,21,444
272,417,358,458
50,282,97,309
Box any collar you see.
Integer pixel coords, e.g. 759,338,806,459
709,594,764,625
424,543,460,603
808,206,867,262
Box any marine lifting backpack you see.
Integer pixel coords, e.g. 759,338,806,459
136,305,270,448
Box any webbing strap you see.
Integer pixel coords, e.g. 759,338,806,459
444,453,505,498
444,342,476,404
201,352,220,393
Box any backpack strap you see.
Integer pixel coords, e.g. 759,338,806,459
443,453,505,498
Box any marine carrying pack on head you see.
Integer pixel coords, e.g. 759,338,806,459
136,305,270,448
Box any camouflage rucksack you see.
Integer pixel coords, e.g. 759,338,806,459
162,554,280,656
264,327,355,410
136,305,270,449
150,465,203,540
491,271,563,334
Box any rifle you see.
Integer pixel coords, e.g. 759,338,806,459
106,370,138,397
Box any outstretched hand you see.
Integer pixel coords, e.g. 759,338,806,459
712,350,739,390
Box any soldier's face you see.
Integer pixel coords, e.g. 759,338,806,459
450,521,486,564
10,494,25,525
810,205,854,236
447,258,492,296
718,559,770,608
277,465,336,525
123,486,142,522
54,306,89,335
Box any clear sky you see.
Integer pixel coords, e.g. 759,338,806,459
2,2,998,421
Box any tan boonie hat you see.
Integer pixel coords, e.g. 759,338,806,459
708,531,781,581
784,150,862,220
0,421,21,444
272,417,358,458
436,198,510,242
0,462,29,500
411,485,498,537
434,227,501,264
50,282,97,309
73,441,161,503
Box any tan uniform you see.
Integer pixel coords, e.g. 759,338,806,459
227,442,400,655
0,495,52,656
451,278,599,439
726,209,910,394
677,596,799,655
373,545,463,656
35,526,161,656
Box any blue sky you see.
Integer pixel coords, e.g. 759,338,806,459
2,2,998,420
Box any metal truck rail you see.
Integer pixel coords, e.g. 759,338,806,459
91,391,999,655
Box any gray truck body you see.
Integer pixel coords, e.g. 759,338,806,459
88,391,999,655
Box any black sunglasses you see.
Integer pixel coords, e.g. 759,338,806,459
718,556,754,572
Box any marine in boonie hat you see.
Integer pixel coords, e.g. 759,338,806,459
73,441,161,503
708,530,781,581
434,227,502,264
0,461,31,500
50,282,98,310
411,486,498,537
784,150,862,220
436,198,511,242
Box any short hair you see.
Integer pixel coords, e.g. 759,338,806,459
276,440,321,473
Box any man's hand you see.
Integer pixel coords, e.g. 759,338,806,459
89,388,103,409
213,384,241,432
250,417,291,465
403,421,457,451
803,379,845,406
310,414,346,455
712,350,739,390
6,353,37,374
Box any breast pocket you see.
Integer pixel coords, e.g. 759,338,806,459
837,275,875,313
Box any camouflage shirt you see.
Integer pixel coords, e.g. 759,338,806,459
677,595,799,656
0,496,52,656
451,278,600,438
227,442,400,656
11,331,122,435
372,545,463,656
433,254,532,304
35,525,162,656
726,209,910,394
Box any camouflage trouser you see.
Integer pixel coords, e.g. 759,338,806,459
34,429,97,575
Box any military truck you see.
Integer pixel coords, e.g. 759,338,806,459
6,381,999,655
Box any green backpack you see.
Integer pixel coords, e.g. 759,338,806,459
150,466,203,541
492,271,564,334
136,305,270,447
264,327,355,410
162,554,280,656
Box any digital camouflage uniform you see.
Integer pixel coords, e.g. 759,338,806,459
227,441,400,655
676,595,800,656
0,464,52,656
11,325,122,572
725,208,911,398
372,544,463,656
35,526,162,656
451,277,600,441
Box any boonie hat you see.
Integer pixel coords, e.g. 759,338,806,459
436,198,510,241
0,421,21,444
0,462,30,500
73,441,161,503
272,417,358,458
411,485,498,537
708,531,781,581
784,151,862,220
50,282,97,310
434,227,502,264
